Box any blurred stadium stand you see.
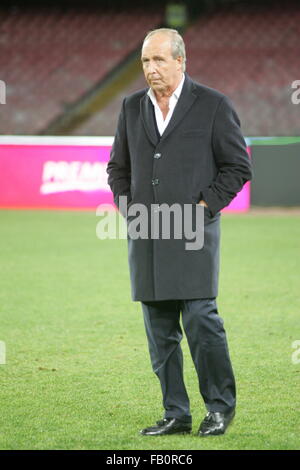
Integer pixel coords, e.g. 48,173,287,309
0,2,163,134
0,0,299,136
184,2,300,136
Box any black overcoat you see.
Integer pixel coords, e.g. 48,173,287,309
107,74,252,301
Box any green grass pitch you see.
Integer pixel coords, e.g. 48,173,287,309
0,209,299,450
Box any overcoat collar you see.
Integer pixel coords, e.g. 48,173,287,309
140,73,198,146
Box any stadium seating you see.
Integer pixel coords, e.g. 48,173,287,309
74,3,300,137
184,5,300,135
1,3,299,136
0,7,163,134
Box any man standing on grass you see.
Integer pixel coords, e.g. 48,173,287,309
107,28,252,436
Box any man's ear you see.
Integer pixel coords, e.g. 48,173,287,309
176,56,183,70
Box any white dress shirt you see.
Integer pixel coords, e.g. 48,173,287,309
147,74,185,136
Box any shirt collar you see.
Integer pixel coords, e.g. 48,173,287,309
147,73,185,105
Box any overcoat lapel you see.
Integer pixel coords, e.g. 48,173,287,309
140,94,159,146
161,75,198,141
140,74,198,145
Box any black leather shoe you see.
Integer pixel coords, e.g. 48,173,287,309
140,418,192,436
198,409,235,436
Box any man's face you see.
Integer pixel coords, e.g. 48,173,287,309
141,33,183,95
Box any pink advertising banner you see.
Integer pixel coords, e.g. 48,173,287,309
0,137,251,212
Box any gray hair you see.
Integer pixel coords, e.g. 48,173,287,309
143,28,186,72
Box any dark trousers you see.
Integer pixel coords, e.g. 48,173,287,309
141,299,236,422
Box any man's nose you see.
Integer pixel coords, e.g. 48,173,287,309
148,60,157,74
